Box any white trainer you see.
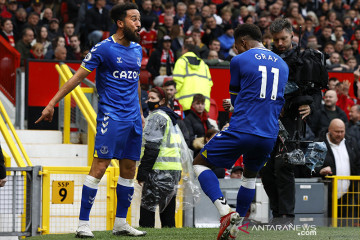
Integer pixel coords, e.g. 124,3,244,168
75,224,94,238
113,222,147,237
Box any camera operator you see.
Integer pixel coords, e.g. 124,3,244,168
260,18,323,225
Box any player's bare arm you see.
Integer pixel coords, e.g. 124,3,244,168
35,67,90,123
138,80,145,127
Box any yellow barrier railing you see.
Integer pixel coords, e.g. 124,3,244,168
0,100,32,167
326,175,360,227
55,64,118,168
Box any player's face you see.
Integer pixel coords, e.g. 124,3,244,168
192,101,205,114
123,9,141,42
272,29,293,53
234,38,247,54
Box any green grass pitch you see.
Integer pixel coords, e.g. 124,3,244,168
27,227,359,240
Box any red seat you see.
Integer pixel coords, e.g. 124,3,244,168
60,2,69,23
140,70,151,85
101,31,110,40
141,57,149,70
209,98,219,121
163,76,173,85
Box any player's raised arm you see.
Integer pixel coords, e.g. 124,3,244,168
35,67,91,123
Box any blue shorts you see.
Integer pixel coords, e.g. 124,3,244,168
94,114,142,161
200,129,276,172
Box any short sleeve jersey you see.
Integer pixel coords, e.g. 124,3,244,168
81,36,143,121
228,47,289,138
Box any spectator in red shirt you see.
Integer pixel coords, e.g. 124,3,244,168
336,80,355,119
139,18,157,57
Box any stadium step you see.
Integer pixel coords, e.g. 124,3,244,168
0,130,89,167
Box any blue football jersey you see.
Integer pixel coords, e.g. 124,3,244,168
81,36,143,121
228,47,289,138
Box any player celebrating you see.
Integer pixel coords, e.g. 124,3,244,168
192,24,289,240
35,3,146,238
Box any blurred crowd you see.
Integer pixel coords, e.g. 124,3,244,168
1,0,360,71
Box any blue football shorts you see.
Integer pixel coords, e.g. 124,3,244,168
200,129,277,172
94,114,142,161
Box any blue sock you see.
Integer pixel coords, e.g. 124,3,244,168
198,169,223,202
116,177,134,218
79,178,99,221
236,186,255,217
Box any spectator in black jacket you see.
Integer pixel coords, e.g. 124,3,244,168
47,18,61,41
201,15,223,47
184,94,213,156
86,0,112,45
15,27,34,66
139,0,158,30
66,35,82,61
346,105,360,149
313,119,360,226
146,35,175,87
21,12,40,39
0,18,17,47
174,2,192,32
62,22,75,47
310,90,348,137
67,0,85,23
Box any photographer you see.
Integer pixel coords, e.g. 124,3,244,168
260,19,325,224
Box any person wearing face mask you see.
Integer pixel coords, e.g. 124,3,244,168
136,87,182,228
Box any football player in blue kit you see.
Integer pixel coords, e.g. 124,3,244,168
35,3,147,238
192,24,289,240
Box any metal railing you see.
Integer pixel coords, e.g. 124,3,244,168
0,166,42,237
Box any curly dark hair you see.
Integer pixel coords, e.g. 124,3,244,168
234,23,262,42
110,2,138,23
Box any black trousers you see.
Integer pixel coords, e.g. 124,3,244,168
260,146,295,217
139,194,177,228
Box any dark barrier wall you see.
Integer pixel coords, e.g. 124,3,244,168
26,61,355,129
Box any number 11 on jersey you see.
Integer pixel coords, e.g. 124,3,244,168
258,65,280,100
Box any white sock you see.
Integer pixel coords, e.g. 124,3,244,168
79,220,89,227
84,175,101,189
214,197,232,217
114,217,126,226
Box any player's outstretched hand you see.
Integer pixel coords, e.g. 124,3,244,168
35,105,55,123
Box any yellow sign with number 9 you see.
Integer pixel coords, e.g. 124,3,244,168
52,181,74,204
